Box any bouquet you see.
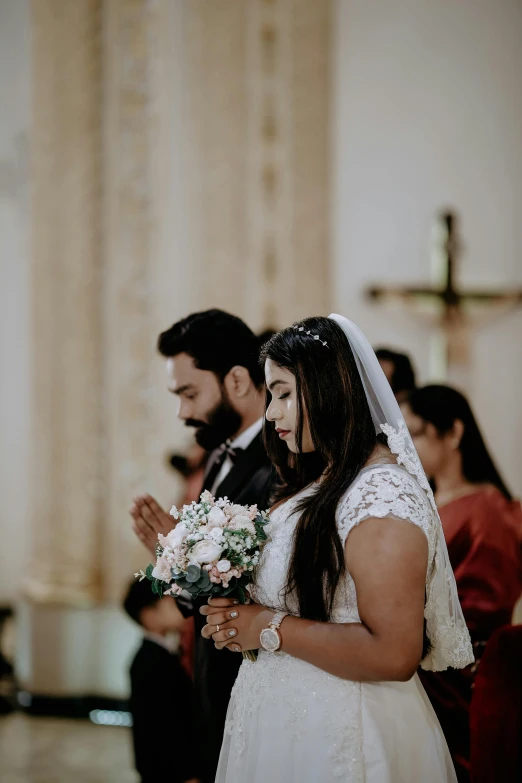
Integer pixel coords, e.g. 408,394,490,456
136,490,269,661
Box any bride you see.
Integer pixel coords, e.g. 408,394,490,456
201,315,474,782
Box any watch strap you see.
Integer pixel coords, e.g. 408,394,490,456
269,611,288,630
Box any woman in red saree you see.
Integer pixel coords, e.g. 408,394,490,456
402,385,522,782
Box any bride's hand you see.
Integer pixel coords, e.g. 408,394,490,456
200,597,273,652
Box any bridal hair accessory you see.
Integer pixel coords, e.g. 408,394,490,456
292,324,328,347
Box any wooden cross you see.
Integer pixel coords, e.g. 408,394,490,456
367,210,522,387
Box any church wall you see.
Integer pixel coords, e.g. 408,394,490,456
332,0,522,496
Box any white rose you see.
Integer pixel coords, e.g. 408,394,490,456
207,506,227,528
217,559,231,573
209,527,224,542
188,539,224,564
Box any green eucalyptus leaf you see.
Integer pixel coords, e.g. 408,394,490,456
154,580,164,599
196,571,211,589
186,564,201,583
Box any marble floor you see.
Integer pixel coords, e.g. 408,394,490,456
0,713,138,783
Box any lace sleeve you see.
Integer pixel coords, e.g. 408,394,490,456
337,466,474,671
337,467,437,565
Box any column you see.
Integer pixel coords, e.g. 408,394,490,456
184,0,332,329
28,0,104,606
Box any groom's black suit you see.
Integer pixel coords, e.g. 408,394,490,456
185,431,273,783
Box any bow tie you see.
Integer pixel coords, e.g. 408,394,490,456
214,440,244,462
204,440,245,491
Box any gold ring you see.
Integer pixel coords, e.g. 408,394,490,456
216,624,220,633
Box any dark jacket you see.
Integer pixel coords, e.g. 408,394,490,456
129,638,197,783
181,431,273,782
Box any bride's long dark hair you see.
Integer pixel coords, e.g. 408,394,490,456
261,317,383,622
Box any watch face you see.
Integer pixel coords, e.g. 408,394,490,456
260,628,280,652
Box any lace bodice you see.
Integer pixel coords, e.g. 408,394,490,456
251,464,436,626
226,464,455,778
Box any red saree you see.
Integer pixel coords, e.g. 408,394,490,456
419,487,522,782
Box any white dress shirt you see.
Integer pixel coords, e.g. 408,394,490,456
210,417,263,495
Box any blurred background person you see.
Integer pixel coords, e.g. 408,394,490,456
0,607,14,716
375,347,417,403
123,579,198,783
402,384,522,782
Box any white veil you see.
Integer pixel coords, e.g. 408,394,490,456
329,314,474,671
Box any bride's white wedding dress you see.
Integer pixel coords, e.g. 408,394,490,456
216,464,459,782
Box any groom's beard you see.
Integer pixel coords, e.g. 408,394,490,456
185,397,242,451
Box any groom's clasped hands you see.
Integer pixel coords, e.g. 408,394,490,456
200,597,273,653
130,493,174,555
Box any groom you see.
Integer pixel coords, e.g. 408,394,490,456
131,309,273,783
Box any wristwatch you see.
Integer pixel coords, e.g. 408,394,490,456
259,611,288,652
